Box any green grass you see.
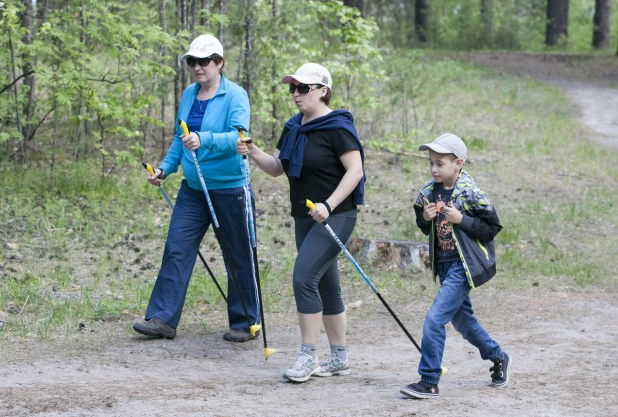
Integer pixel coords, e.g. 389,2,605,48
1,52,617,341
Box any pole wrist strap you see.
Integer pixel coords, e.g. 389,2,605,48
323,201,332,215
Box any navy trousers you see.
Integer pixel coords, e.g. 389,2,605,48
145,180,259,332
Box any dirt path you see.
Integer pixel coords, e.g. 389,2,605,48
466,52,618,150
2,53,618,417
567,82,618,149
1,288,617,417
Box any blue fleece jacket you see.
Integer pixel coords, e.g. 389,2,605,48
159,75,250,190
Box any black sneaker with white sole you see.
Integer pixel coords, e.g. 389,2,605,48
490,352,512,387
400,381,440,398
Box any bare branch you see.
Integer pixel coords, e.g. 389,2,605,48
0,70,35,95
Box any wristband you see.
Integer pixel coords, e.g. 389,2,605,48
323,201,332,215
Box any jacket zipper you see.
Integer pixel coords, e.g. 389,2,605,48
452,227,476,290
476,239,489,259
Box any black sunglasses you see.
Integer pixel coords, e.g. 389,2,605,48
289,83,320,95
186,56,212,68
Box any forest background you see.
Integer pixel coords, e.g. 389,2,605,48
2,0,618,166
1,0,618,344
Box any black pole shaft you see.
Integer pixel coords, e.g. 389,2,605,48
197,251,227,303
376,292,422,353
252,246,270,354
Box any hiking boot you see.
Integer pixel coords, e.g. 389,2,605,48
133,317,176,339
400,381,440,399
490,352,512,387
223,328,259,343
315,354,351,377
283,352,319,383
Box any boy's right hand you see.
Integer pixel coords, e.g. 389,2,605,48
423,199,437,221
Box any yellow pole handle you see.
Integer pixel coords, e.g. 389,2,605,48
305,199,316,211
179,120,190,137
142,162,155,176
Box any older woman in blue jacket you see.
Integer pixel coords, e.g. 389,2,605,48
133,34,258,343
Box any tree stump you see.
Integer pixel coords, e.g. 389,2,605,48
347,238,430,272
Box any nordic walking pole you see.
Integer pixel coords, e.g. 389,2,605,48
236,127,276,360
179,120,261,337
305,199,448,375
141,162,227,303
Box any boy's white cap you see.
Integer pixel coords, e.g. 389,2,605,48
282,63,332,89
181,34,224,60
419,133,467,161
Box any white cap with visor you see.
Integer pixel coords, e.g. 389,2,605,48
181,34,224,60
282,63,332,89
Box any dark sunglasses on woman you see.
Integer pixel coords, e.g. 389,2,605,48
186,56,212,68
289,83,321,95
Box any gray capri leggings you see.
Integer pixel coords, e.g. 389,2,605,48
293,210,357,315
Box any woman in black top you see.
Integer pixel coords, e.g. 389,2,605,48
236,63,365,382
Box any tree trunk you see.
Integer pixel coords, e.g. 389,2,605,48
175,0,190,114
21,0,35,147
200,0,211,27
8,33,24,163
545,0,569,47
481,0,494,48
73,1,89,160
592,0,610,49
216,0,228,43
190,0,198,32
242,0,256,100
347,238,430,272
160,0,168,159
404,0,414,47
270,0,280,142
415,0,429,44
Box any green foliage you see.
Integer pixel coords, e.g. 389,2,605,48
1,0,175,164
371,0,618,52
229,0,382,144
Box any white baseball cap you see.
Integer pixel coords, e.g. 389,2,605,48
181,34,224,60
419,133,467,161
282,63,332,89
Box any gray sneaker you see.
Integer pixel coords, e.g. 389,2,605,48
283,352,319,382
315,354,351,377
223,329,259,343
133,317,176,339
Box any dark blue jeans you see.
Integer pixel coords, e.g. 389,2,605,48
419,260,503,385
145,180,258,332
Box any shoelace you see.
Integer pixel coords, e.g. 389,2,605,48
321,355,341,367
489,361,503,379
292,354,312,371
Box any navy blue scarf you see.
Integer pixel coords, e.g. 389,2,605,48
279,110,365,205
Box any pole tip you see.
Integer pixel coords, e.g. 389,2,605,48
249,324,262,337
264,348,276,360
